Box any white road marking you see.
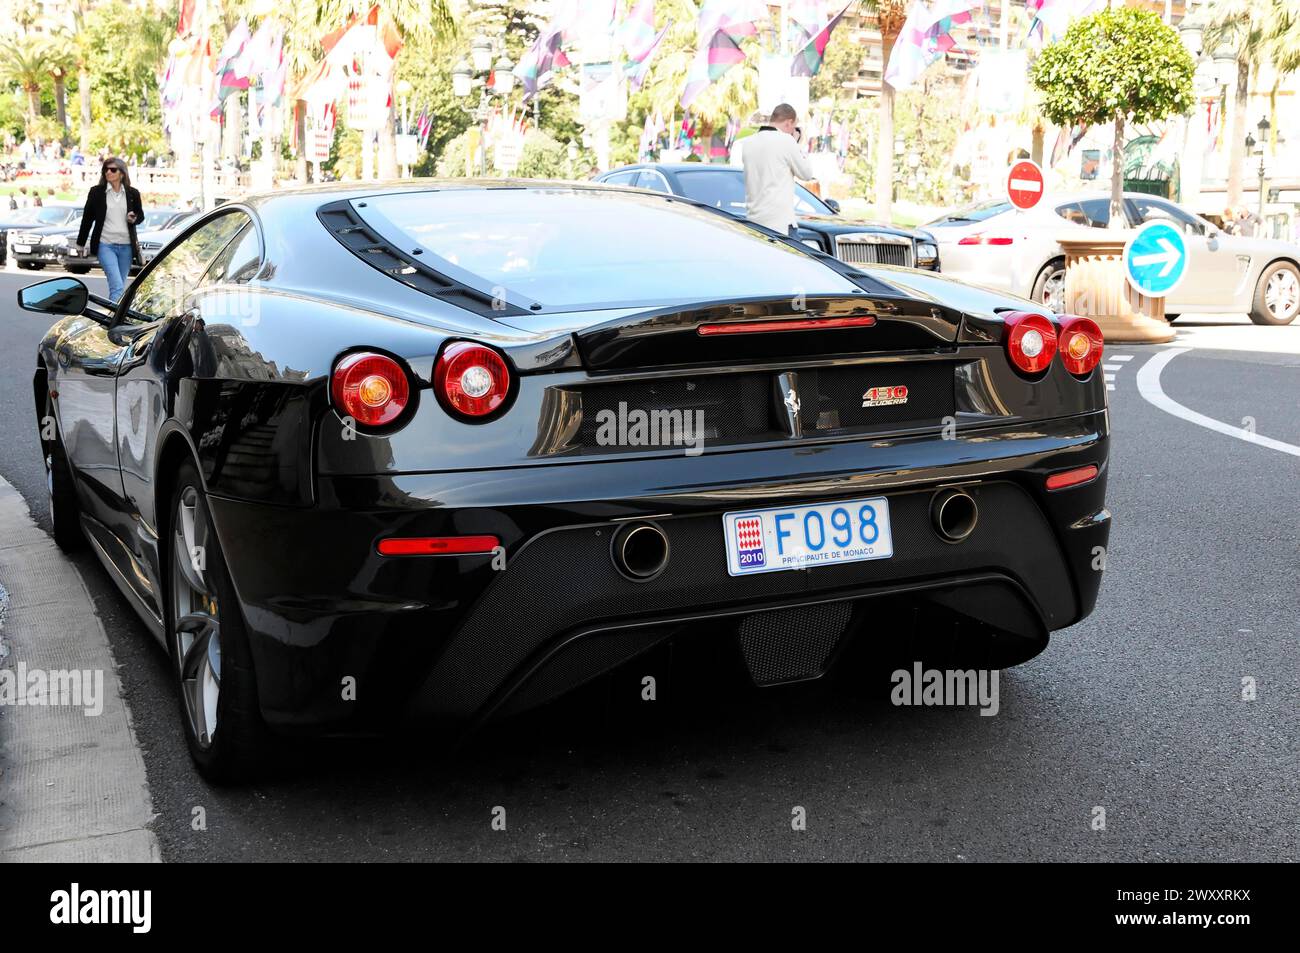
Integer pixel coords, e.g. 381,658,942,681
1135,347,1300,458
1108,354,1134,362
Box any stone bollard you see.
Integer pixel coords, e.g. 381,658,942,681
1058,234,1176,344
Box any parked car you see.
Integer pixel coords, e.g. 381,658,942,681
59,207,189,274
927,191,1300,325
22,181,1108,780
597,163,940,270
132,209,204,267
2,204,79,267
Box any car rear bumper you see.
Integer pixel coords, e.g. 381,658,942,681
206,410,1110,732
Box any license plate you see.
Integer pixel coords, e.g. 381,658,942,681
723,496,894,576
13,244,29,252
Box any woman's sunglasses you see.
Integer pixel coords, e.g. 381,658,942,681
103,167,121,175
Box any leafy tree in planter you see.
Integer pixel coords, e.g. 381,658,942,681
1030,7,1194,229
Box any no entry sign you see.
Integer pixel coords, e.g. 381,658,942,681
1007,160,1045,211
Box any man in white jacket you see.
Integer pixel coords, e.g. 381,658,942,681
742,103,817,235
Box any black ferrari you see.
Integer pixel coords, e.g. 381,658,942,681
21,180,1110,780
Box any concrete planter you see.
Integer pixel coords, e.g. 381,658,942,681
1058,233,1176,344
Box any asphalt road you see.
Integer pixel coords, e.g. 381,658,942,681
0,267,1296,861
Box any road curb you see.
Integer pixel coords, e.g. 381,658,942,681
0,473,160,862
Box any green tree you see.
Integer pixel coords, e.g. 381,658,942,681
862,0,907,223
1030,7,1194,229
1201,0,1300,208
0,35,50,134
42,28,77,136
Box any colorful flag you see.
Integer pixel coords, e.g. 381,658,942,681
1050,122,1088,167
788,0,826,38
791,1,853,77
884,1,975,92
680,28,746,108
618,0,658,62
1026,0,1105,44
696,0,766,43
625,21,671,90
515,1,577,100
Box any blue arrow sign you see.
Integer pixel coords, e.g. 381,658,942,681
1123,220,1188,298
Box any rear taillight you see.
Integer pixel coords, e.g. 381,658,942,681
331,351,411,428
1003,311,1058,375
434,341,512,420
958,234,1014,246
1057,316,1104,376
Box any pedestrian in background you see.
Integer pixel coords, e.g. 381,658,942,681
743,103,817,236
75,156,144,302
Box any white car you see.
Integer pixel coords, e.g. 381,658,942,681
927,191,1300,325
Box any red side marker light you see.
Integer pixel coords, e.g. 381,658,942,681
376,535,501,556
1045,465,1099,491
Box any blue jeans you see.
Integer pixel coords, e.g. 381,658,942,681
97,242,133,302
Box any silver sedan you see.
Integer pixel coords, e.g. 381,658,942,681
927,191,1300,326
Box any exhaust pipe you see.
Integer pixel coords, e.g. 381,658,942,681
611,522,671,581
932,489,978,543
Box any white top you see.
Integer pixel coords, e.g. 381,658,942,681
100,185,130,245
742,129,815,234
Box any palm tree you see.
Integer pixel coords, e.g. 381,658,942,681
69,1,95,153
1202,0,1283,208
860,0,908,222
0,35,51,135
42,28,78,136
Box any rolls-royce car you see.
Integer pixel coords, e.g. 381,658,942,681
7,204,81,269
597,163,940,270
22,180,1109,781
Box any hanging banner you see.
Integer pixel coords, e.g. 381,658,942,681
758,54,808,117
579,62,627,124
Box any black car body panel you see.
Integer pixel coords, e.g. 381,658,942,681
596,163,939,269
29,179,1108,750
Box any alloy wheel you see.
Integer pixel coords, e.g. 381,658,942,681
171,485,222,748
1265,268,1300,322
1042,269,1066,313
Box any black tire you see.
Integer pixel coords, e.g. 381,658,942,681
1250,260,1300,326
1031,259,1066,313
167,460,271,782
17,261,42,270
67,265,91,275
39,393,83,551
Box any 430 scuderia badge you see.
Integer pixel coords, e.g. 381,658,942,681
862,385,909,408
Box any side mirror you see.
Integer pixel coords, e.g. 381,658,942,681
18,276,88,316
825,199,841,214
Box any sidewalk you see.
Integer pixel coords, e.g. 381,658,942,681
0,474,159,862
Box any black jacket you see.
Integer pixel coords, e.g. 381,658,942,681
76,183,144,261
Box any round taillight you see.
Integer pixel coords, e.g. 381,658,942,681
331,351,410,428
1003,311,1058,375
434,341,512,420
1057,316,1104,376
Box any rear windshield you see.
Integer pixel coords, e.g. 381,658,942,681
352,187,859,310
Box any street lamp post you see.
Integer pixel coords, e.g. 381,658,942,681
1255,116,1270,221
453,36,514,176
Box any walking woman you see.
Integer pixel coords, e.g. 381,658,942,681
75,156,144,302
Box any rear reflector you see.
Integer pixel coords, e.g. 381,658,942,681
1045,465,1099,491
376,535,500,556
697,315,877,336
957,235,1014,246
